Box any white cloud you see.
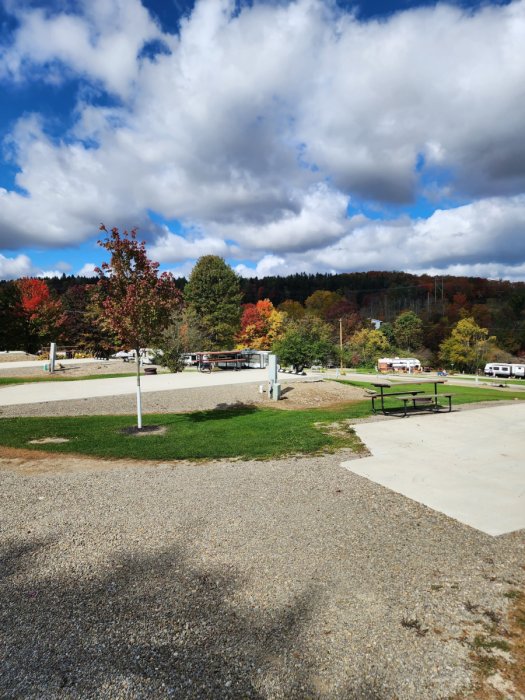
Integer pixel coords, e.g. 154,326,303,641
0,0,525,279
0,253,32,280
38,269,66,279
231,195,525,279
77,263,98,277
149,228,230,263
0,0,166,96
210,185,350,252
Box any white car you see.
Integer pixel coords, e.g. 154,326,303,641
112,350,135,361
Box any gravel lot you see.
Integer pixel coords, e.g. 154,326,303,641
1,366,524,699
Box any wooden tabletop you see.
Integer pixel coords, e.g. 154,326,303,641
371,378,447,388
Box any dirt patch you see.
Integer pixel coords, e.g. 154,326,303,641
0,352,39,363
0,445,169,475
119,425,167,436
28,437,70,444
454,590,525,699
0,378,368,418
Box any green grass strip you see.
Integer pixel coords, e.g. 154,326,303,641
0,373,137,386
335,379,525,406
0,405,368,461
1,381,521,462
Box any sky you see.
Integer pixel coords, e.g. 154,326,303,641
0,0,524,282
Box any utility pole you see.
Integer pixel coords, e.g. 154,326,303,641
339,318,344,370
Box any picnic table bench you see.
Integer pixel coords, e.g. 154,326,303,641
370,379,452,417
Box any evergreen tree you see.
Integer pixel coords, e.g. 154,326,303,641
0,282,25,351
184,256,243,350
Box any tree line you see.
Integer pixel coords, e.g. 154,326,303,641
1,230,524,374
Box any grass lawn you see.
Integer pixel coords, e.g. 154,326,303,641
336,379,525,407
0,405,369,461
0,373,137,386
0,382,522,462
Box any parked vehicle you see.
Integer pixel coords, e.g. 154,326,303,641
377,357,422,373
111,349,156,364
483,362,524,378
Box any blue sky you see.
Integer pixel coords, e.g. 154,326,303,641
0,0,524,281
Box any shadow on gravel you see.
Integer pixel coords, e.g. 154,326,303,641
0,537,392,699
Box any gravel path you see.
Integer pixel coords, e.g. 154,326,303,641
1,451,524,699
1,371,524,698
0,378,367,417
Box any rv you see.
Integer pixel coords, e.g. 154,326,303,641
377,357,421,373
511,364,525,378
484,362,525,378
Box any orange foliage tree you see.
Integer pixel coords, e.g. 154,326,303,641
236,299,285,350
16,278,65,352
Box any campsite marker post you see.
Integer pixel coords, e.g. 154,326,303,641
268,354,281,400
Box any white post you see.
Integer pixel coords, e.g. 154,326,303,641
136,348,142,429
136,385,143,429
268,354,280,400
49,342,57,373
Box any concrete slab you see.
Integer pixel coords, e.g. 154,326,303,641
342,403,525,536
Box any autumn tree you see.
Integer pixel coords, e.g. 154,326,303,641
16,278,65,353
278,299,305,320
304,290,343,319
154,309,206,373
393,311,423,352
346,328,390,368
184,256,243,350
439,316,496,373
96,225,182,428
272,316,334,373
236,299,285,350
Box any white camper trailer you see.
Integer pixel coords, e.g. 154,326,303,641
377,357,421,373
511,364,525,378
484,363,512,378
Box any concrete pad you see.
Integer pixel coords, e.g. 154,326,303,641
0,369,305,406
342,403,525,536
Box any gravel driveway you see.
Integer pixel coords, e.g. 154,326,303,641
1,371,524,698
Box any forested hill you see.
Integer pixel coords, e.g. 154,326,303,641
40,270,525,320
240,271,525,315
3,269,524,355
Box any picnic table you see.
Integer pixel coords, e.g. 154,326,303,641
370,378,452,417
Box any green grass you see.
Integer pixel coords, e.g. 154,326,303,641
0,373,137,386
335,379,525,407
448,375,525,387
0,405,368,461
1,379,521,462
472,636,511,652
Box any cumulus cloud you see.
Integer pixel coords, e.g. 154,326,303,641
149,228,231,263
233,195,525,278
0,0,166,96
0,0,525,279
0,252,83,280
0,253,32,280
76,263,98,277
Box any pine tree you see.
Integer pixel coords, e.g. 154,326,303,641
184,256,243,350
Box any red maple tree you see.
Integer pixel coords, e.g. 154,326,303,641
95,225,182,428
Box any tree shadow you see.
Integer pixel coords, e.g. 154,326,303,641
0,536,393,699
188,404,258,422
